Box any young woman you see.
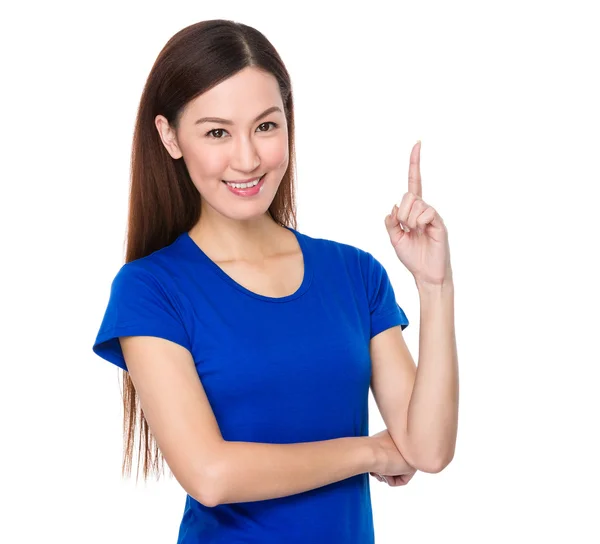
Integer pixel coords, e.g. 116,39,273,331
92,19,458,543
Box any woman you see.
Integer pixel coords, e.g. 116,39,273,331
92,19,458,543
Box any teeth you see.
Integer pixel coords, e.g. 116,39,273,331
227,176,261,189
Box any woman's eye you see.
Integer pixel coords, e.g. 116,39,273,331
206,128,228,139
257,121,277,132
206,122,277,139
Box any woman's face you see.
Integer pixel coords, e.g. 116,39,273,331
155,66,289,222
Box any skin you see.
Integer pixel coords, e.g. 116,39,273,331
154,66,291,262
370,140,458,485
385,140,453,288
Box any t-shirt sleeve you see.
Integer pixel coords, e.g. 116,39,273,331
92,263,191,371
362,250,409,338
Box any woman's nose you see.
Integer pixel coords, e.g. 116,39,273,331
230,136,260,172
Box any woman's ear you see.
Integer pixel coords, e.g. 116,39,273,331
155,115,183,159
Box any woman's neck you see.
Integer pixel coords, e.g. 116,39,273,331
188,211,288,263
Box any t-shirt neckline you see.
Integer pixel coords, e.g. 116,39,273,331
180,225,313,303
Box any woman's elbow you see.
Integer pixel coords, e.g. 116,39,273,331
188,464,222,507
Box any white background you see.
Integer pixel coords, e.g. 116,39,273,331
2,0,599,542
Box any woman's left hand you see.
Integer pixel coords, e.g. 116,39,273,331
384,141,452,286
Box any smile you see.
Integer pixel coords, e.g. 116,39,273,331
222,174,266,196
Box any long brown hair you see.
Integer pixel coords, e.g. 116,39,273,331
120,19,297,481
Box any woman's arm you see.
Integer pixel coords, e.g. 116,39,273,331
370,280,458,473
211,436,375,506
379,139,459,471
409,280,458,469
120,335,382,508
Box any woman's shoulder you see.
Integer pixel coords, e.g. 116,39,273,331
109,234,190,294
297,228,370,265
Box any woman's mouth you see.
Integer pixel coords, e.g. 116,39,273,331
222,174,266,197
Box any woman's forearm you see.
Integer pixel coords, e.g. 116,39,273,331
407,279,459,471
208,436,376,506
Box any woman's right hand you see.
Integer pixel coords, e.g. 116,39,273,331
369,429,415,477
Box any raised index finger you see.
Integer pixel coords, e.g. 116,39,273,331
408,140,422,198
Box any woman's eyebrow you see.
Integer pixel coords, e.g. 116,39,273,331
194,106,282,126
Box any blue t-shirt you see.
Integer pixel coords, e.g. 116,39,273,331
92,226,409,543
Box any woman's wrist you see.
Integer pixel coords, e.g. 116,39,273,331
365,435,384,474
